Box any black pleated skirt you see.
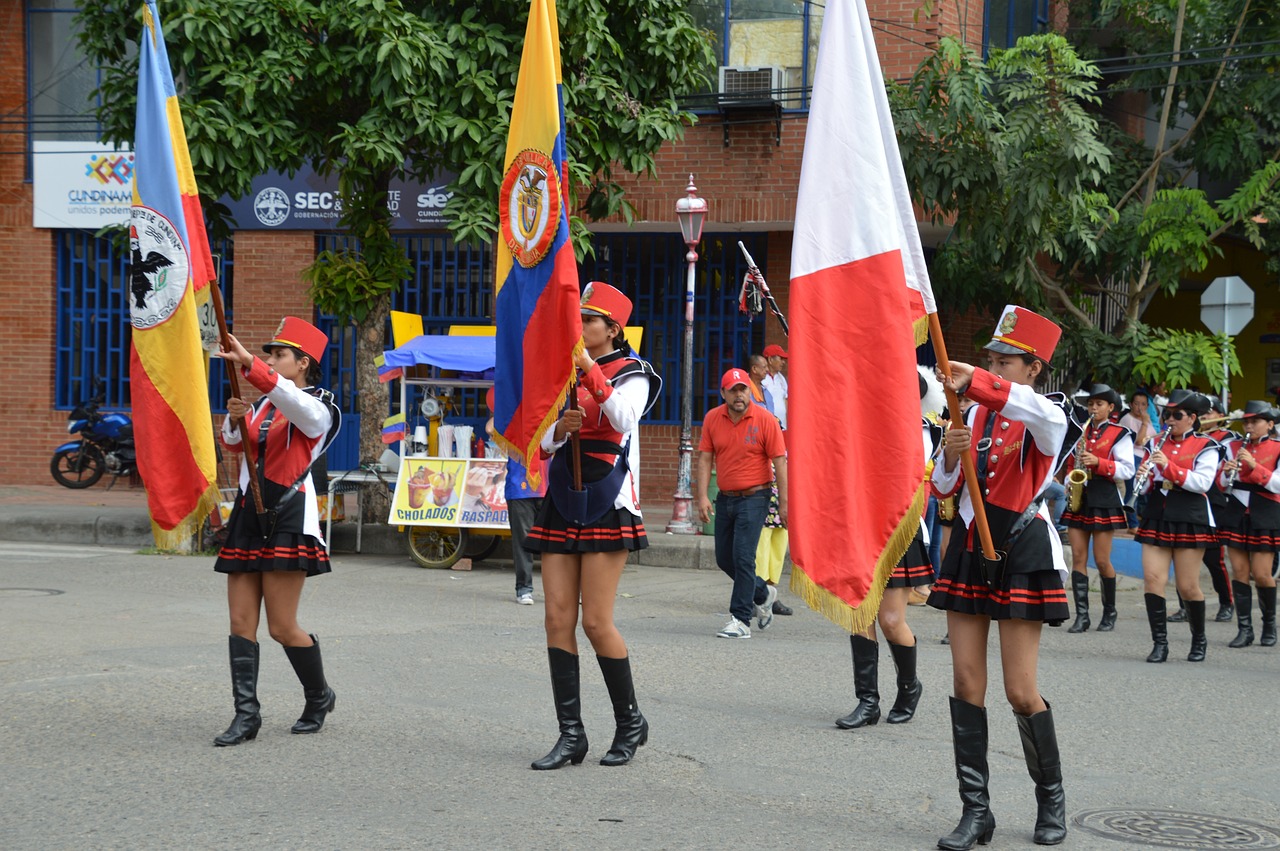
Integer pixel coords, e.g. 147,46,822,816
927,517,1069,624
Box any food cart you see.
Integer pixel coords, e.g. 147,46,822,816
378,327,510,568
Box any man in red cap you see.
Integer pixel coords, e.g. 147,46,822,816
762,344,788,430
697,368,788,639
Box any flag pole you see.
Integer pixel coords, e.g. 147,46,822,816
928,312,997,560
208,278,266,515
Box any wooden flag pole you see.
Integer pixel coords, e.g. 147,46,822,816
928,312,997,561
208,280,266,515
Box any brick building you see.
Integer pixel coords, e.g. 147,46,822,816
0,0,1063,505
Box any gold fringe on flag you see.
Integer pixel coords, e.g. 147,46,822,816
912,313,929,347
149,482,220,552
789,480,928,634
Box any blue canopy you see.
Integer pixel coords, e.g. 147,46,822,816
381,334,496,374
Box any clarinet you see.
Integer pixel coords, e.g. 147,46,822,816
1128,425,1172,506
1224,435,1254,489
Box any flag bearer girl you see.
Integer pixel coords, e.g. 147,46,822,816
929,305,1072,849
211,317,341,747
525,282,661,769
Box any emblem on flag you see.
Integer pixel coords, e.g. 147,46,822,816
128,212,187,327
499,148,561,268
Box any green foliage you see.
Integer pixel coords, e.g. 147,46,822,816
893,9,1277,381
76,0,714,267
1059,320,1152,389
1132,329,1241,392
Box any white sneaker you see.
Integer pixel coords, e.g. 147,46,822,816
716,617,751,639
516,593,534,605
755,585,778,630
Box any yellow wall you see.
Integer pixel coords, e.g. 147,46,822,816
1142,241,1279,403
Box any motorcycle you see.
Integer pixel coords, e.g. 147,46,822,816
50,380,137,489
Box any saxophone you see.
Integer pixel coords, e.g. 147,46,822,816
935,425,957,521
1065,429,1091,513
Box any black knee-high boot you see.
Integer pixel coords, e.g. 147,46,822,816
597,655,648,766
531,647,588,770
1204,545,1234,621
1097,575,1118,632
283,634,336,734
214,634,261,747
1067,572,1090,633
1228,581,1254,648
1259,585,1277,647
835,635,880,728
1144,593,1168,663
1186,599,1207,662
1015,700,1067,845
885,640,922,724
937,697,995,851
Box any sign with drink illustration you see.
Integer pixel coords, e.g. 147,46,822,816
389,457,509,529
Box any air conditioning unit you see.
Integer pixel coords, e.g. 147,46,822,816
718,66,784,102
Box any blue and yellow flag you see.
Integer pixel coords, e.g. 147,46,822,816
492,0,583,479
128,0,219,548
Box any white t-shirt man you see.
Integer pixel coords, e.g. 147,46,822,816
762,371,787,430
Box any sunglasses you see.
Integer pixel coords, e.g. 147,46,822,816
1161,410,1189,421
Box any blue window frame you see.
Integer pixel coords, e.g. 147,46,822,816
314,230,768,428
983,0,1051,56
54,229,235,410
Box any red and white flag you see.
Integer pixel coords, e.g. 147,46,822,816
788,0,937,632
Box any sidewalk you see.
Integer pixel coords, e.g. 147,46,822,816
0,482,719,568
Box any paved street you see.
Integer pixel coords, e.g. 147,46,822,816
2,542,1278,850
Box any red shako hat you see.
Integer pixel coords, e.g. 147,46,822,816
763,344,788,359
984,305,1061,367
263,316,329,363
721,368,750,391
580,281,632,328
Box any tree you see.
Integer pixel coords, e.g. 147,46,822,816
890,1,1278,390
77,0,714,464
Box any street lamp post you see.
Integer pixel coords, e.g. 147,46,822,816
667,175,707,535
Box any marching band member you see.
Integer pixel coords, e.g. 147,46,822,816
1134,390,1221,663
836,368,941,730
211,317,342,746
1198,396,1240,623
1061,384,1134,633
526,282,662,769
1219,402,1280,648
930,305,1071,849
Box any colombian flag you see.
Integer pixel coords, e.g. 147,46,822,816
492,0,583,478
128,0,219,548
788,0,937,632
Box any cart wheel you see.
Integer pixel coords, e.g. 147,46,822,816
465,533,501,562
406,526,468,569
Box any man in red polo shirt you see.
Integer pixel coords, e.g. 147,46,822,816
697,368,789,638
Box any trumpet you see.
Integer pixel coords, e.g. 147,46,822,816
1127,425,1172,508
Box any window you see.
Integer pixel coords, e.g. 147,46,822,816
55,230,234,410
983,0,1050,55
688,0,819,110
27,1,102,176
314,229,768,428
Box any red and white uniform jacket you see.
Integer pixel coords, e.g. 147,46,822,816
931,369,1068,582
221,357,334,544
541,352,653,516
1064,421,1135,482
1135,431,1219,502
1220,436,1280,509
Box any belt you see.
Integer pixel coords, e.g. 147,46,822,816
719,484,769,498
